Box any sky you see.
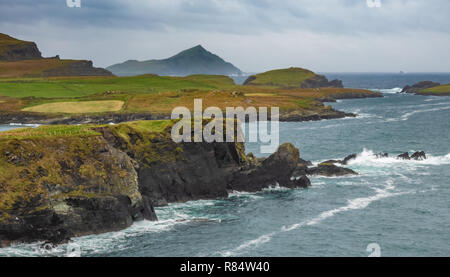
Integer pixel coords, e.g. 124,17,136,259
1,0,450,73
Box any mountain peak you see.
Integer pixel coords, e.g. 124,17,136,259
107,45,242,77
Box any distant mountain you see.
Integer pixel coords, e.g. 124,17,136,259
0,33,113,78
107,45,242,77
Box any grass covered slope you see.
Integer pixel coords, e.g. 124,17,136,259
244,67,343,89
244,68,316,87
419,84,450,96
107,45,242,77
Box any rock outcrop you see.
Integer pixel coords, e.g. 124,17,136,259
411,151,427,160
0,33,113,78
306,162,358,177
0,34,42,61
230,143,311,191
396,151,427,161
0,121,309,246
300,74,344,89
402,81,440,94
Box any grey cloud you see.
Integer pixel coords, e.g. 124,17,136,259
1,0,450,35
1,0,450,72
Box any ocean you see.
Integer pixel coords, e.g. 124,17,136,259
1,73,450,257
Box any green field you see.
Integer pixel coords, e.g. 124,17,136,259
0,74,235,98
0,70,380,116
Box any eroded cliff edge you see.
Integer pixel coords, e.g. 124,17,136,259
0,120,309,247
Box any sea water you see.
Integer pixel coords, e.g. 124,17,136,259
1,74,450,257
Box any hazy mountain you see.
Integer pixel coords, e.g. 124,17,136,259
107,45,242,77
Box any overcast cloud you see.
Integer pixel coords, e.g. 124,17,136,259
1,0,450,72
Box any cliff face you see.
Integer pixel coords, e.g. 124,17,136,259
0,34,42,61
0,33,113,78
0,42,42,61
0,121,308,246
43,60,113,77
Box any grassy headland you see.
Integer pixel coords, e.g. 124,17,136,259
244,67,316,88
419,84,450,96
0,73,381,123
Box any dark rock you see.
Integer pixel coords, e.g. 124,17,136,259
402,81,440,94
300,74,344,89
230,143,309,192
292,163,308,176
397,152,410,160
243,75,256,85
298,158,313,166
0,42,42,61
411,151,427,160
289,175,311,188
307,163,358,177
375,153,389,158
342,154,357,165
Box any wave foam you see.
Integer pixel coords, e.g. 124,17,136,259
372,88,403,94
347,149,450,168
221,180,408,256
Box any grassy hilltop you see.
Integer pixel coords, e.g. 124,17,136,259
243,67,343,89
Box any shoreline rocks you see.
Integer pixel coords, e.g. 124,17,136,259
0,109,358,125
397,151,427,161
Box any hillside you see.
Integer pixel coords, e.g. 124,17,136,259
107,45,242,77
0,33,112,78
244,67,343,89
0,33,42,61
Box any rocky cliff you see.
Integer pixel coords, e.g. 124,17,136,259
0,120,308,246
0,33,42,61
0,33,113,78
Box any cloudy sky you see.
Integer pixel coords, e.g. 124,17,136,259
1,0,450,72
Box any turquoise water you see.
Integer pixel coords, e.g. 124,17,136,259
1,92,450,257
